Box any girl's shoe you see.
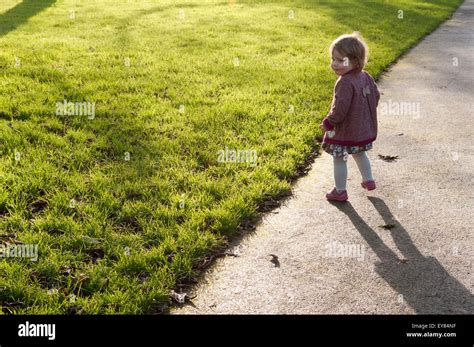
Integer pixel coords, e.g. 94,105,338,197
326,187,348,201
361,180,376,191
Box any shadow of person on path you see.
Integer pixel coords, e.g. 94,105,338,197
329,197,473,314
0,0,56,38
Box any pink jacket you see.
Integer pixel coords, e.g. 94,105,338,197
322,69,380,146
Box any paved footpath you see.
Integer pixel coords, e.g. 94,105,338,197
174,0,474,314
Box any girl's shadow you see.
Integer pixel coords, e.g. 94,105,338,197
329,197,473,314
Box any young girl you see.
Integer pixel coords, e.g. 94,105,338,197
319,33,380,202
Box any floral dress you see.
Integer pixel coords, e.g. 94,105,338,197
322,130,373,158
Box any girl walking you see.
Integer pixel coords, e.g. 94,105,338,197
319,33,380,202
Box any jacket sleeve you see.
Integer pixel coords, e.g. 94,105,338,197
376,84,380,107
322,77,353,131
370,75,380,107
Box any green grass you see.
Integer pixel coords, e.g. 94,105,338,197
0,0,462,314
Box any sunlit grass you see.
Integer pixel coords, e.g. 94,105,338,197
0,0,462,313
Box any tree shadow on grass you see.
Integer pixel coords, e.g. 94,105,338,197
0,0,57,38
329,197,473,314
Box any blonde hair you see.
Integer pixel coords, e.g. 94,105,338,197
330,32,368,72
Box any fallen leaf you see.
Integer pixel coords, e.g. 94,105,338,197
46,227,65,236
30,199,48,213
169,290,187,304
378,224,396,230
269,254,280,267
378,154,399,162
59,265,74,276
85,248,104,263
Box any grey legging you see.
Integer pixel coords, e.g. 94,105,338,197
333,151,373,191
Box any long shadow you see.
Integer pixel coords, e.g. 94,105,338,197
329,197,473,314
0,0,56,38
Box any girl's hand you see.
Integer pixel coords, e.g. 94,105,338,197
319,123,327,131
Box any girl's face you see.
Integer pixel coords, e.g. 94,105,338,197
331,49,355,76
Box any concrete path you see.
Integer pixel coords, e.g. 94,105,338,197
173,0,474,314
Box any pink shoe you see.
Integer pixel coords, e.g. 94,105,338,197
326,187,348,201
361,180,376,191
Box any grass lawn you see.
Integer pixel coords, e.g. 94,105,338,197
0,0,462,313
